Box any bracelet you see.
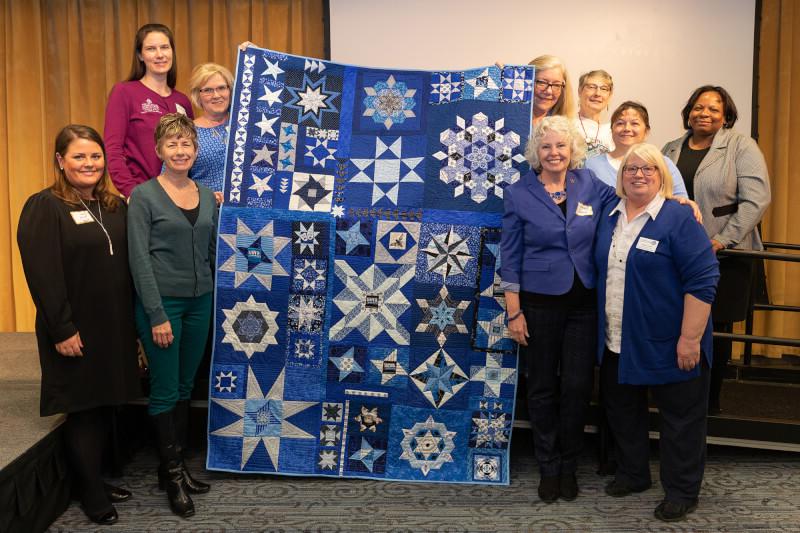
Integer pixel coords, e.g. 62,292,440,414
507,310,523,322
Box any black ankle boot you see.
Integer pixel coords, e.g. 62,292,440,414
152,410,195,518
174,400,211,494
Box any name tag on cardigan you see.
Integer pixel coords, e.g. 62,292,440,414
575,202,593,216
70,210,94,224
636,237,659,253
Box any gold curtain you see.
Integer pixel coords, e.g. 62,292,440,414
755,0,800,356
0,0,325,332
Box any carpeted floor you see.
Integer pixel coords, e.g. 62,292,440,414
48,438,800,533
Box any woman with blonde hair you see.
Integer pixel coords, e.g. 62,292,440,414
186,62,234,199
18,125,141,525
529,54,576,126
128,113,217,518
594,143,719,522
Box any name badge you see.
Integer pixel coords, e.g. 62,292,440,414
575,202,593,216
70,210,94,224
636,237,659,253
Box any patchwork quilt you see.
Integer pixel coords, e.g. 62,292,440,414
207,46,533,484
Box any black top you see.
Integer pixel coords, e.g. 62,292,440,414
179,203,200,226
676,136,710,200
17,189,141,415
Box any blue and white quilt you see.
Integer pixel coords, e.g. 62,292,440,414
207,47,533,484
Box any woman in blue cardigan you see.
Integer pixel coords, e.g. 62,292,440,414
501,116,618,502
594,143,719,522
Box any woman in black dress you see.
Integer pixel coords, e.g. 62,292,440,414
17,125,141,525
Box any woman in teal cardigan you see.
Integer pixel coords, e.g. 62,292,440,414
128,113,217,518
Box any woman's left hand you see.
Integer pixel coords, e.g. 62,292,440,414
238,41,255,51
711,239,725,253
676,335,701,371
675,197,703,224
214,191,224,205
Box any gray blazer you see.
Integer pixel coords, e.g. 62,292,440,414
662,129,770,250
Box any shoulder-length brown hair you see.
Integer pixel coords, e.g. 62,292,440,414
52,125,121,212
126,23,177,88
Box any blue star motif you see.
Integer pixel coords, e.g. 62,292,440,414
410,348,469,408
282,124,296,136
337,221,370,254
329,348,365,381
284,74,340,127
238,236,272,272
349,438,385,473
428,301,456,330
423,357,457,396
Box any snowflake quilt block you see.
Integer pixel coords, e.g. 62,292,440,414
210,46,532,484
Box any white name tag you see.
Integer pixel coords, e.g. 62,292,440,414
575,202,593,216
70,210,94,224
636,237,659,253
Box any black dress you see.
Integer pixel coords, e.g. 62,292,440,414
17,189,141,416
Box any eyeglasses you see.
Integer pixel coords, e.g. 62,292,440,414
622,165,658,177
533,79,565,93
199,85,230,96
583,83,612,94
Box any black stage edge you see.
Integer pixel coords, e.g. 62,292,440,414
0,427,71,533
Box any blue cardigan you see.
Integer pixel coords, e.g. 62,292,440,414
501,168,617,294
594,199,720,385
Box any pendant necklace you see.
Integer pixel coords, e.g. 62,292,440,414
539,177,567,203
76,196,114,256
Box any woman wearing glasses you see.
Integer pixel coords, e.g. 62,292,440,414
573,70,614,159
594,143,719,522
104,24,193,197
529,55,576,127
662,86,770,415
585,101,688,197
186,63,234,203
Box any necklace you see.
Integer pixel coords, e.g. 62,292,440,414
579,115,608,156
76,196,114,256
538,177,567,203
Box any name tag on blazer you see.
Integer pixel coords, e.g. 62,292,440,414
636,237,659,253
575,202,593,216
70,210,94,224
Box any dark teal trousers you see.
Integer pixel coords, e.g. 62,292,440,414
135,293,213,415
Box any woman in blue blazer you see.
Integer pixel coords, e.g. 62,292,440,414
501,115,617,502
594,143,719,522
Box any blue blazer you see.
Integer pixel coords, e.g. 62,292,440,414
501,168,617,294
594,199,720,385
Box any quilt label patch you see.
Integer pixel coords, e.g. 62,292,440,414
208,47,532,484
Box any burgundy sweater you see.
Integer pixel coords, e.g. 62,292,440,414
103,80,194,197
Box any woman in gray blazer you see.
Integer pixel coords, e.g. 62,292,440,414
662,85,770,414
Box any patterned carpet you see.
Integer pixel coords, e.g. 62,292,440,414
48,438,800,532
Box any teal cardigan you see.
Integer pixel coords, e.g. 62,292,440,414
127,179,217,326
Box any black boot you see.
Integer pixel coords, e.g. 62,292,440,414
152,409,195,518
174,400,211,494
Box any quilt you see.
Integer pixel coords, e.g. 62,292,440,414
207,46,533,485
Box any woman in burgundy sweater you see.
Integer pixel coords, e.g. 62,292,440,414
104,23,193,197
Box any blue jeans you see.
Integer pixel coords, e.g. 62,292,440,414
135,293,213,415
522,304,597,476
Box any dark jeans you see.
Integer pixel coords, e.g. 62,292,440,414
522,304,596,476
601,349,710,504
